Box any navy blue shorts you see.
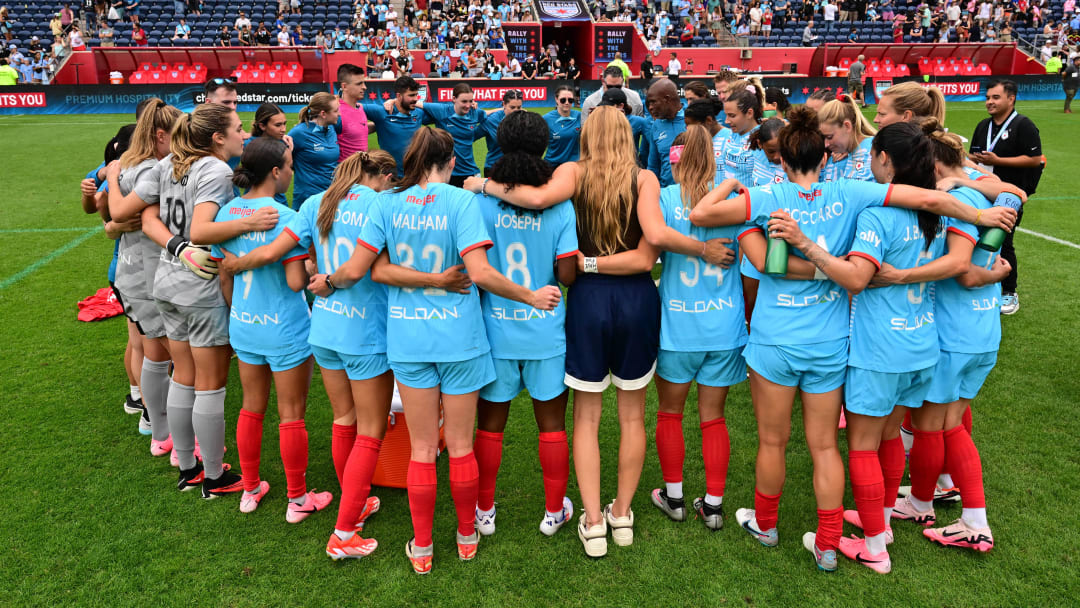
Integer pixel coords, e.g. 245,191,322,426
565,272,660,392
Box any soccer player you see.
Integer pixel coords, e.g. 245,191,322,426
249,103,290,205
645,78,687,187
480,89,523,176
818,94,876,182
362,75,426,177
687,107,1015,571
750,118,787,187
209,137,332,521
288,92,341,210
107,99,182,457
873,81,946,128
543,85,583,168
334,63,370,161
719,88,763,186
471,110,579,538
416,83,489,188
308,128,561,574
645,126,749,531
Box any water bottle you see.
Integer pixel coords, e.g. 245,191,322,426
976,192,1023,252
764,237,789,275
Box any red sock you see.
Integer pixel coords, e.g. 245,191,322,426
331,423,357,488
902,409,912,433
700,418,730,498
655,412,685,484
944,425,985,508
278,421,309,499
407,460,437,547
334,435,382,531
962,405,973,436
236,409,264,492
474,430,503,512
848,450,885,536
878,436,906,509
815,507,843,552
910,428,944,503
449,453,480,537
538,431,569,513
754,488,781,531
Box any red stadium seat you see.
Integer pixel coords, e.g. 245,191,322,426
934,64,950,75
963,64,976,74
148,71,166,83
950,64,961,74
250,69,266,83
896,64,910,75
272,62,284,70
238,62,251,71
266,69,282,83
934,57,945,64
184,70,203,83
140,62,154,71
960,57,972,65
287,62,301,71
166,69,183,83
129,70,149,83
232,69,244,81
977,63,991,74
255,62,268,71
282,68,302,83
882,65,894,75
192,62,206,71
173,62,187,71
839,58,852,68
882,58,893,66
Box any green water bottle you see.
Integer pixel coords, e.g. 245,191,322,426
764,237,789,276
976,192,1023,252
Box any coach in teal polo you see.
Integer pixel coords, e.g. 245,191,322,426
363,75,427,177
645,78,687,187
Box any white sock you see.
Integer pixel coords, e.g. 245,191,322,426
937,473,955,488
334,529,355,541
865,532,888,555
909,495,933,513
883,507,893,523
478,505,495,518
665,482,684,500
546,508,566,522
900,426,914,452
130,384,141,401
704,493,723,507
289,493,308,505
962,507,988,529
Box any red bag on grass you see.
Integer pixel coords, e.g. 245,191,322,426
78,287,124,322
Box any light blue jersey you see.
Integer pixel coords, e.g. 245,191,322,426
932,186,1001,354
721,126,758,186
359,182,494,363
744,178,893,345
210,197,311,356
543,109,583,166
751,148,787,187
658,184,749,351
286,185,388,355
712,128,731,186
475,194,578,359
821,137,874,183
847,206,946,372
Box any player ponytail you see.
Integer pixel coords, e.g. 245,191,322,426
920,118,965,168
730,77,766,113
489,110,554,191
232,136,288,191
170,104,235,181
818,95,876,151
317,150,396,239
298,91,337,123
121,98,182,169
726,88,763,124
251,103,285,138
873,122,940,249
879,81,947,124
684,97,723,130
749,117,785,151
671,125,715,211
395,127,455,193
777,106,826,175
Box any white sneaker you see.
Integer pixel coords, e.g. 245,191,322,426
138,409,152,436
604,502,634,547
577,513,608,557
540,496,573,536
1000,292,1019,315
475,505,496,536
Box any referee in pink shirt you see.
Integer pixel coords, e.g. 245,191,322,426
335,64,370,161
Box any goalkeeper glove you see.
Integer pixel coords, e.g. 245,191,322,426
166,236,219,280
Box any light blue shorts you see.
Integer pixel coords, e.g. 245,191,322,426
391,353,497,395
657,348,747,387
743,338,848,394
234,344,312,372
925,350,998,404
311,345,390,381
479,355,567,402
844,366,934,418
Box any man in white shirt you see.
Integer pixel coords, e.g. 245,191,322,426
234,11,250,32
581,65,645,117
823,0,837,30
667,52,681,76
946,1,960,25
277,25,290,45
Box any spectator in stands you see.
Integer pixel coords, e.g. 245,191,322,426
1063,55,1080,112
239,24,254,46
823,0,837,30
802,18,819,45
124,0,140,24
235,11,251,33
187,0,202,16
215,25,230,46
131,22,147,46
68,25,86,50
51,13,64,39
255,24,271,46
99,22,115,46
60,3,75,34
583,66,645,118
172,17,190,40
522,53,537,79
292,25,304,45
0,57,15,85
108,0,124,23
277,24,290,46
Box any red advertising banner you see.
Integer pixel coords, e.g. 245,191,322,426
434,85,549,102
0,92,47,107
919,81,982,96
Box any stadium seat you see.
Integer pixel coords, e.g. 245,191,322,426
140,62,154,71
166,69,184,83
266,69,283,83
977,64,991,74
283,68,302,83
184,69,203,83
129,70,149,83
839,58,852,68
895,64,910,75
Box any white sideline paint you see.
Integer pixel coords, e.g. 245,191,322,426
1017,227,1080,251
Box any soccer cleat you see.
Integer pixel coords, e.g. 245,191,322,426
842,509,894,544
540,496,574,537
177,462,205,491
735,508,778,547
923,519,994,552
475,505,496,536
604,503,634,547
650,488,687,522
838,408,847,429
891,496,936,526
802,532,838,572
124,395,143,415
693,498,724,531
405,539,433,575
456,530,480,561
201,469,244,499
355,495,381,531
285,490,334,523
138,408,152,436
170,449,179,468
838,536,891,574
897,484,961,504
326,532,378,560
1000,293,1019,315
577,513,608,558
150,435,173,457
239,480,270,514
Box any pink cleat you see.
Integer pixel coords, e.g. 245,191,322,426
286,490,334,524
839,536,892,574
239,480,270,514
326,532,378,560
842,509,894,544
150,435,173,457
891,496,936,527
923,519,994,552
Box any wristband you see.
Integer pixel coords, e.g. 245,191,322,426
814,267,828,280
975,209,982,225
701,241,707,257
481,177,490,196
166,235,187,257
325,275,336,293
583,257,598,273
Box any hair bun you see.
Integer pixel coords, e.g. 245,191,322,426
787,105,820,131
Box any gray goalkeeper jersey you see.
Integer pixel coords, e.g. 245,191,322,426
113,158,160,300
152,155,233,307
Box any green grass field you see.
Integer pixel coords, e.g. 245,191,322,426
1,102,1079,607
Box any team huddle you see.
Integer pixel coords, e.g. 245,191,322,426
83,72,1026,576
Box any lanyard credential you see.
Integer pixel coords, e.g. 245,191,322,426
986,111,1017,153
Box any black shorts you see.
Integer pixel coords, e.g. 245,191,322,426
564,272,660,392
449,174,468,188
